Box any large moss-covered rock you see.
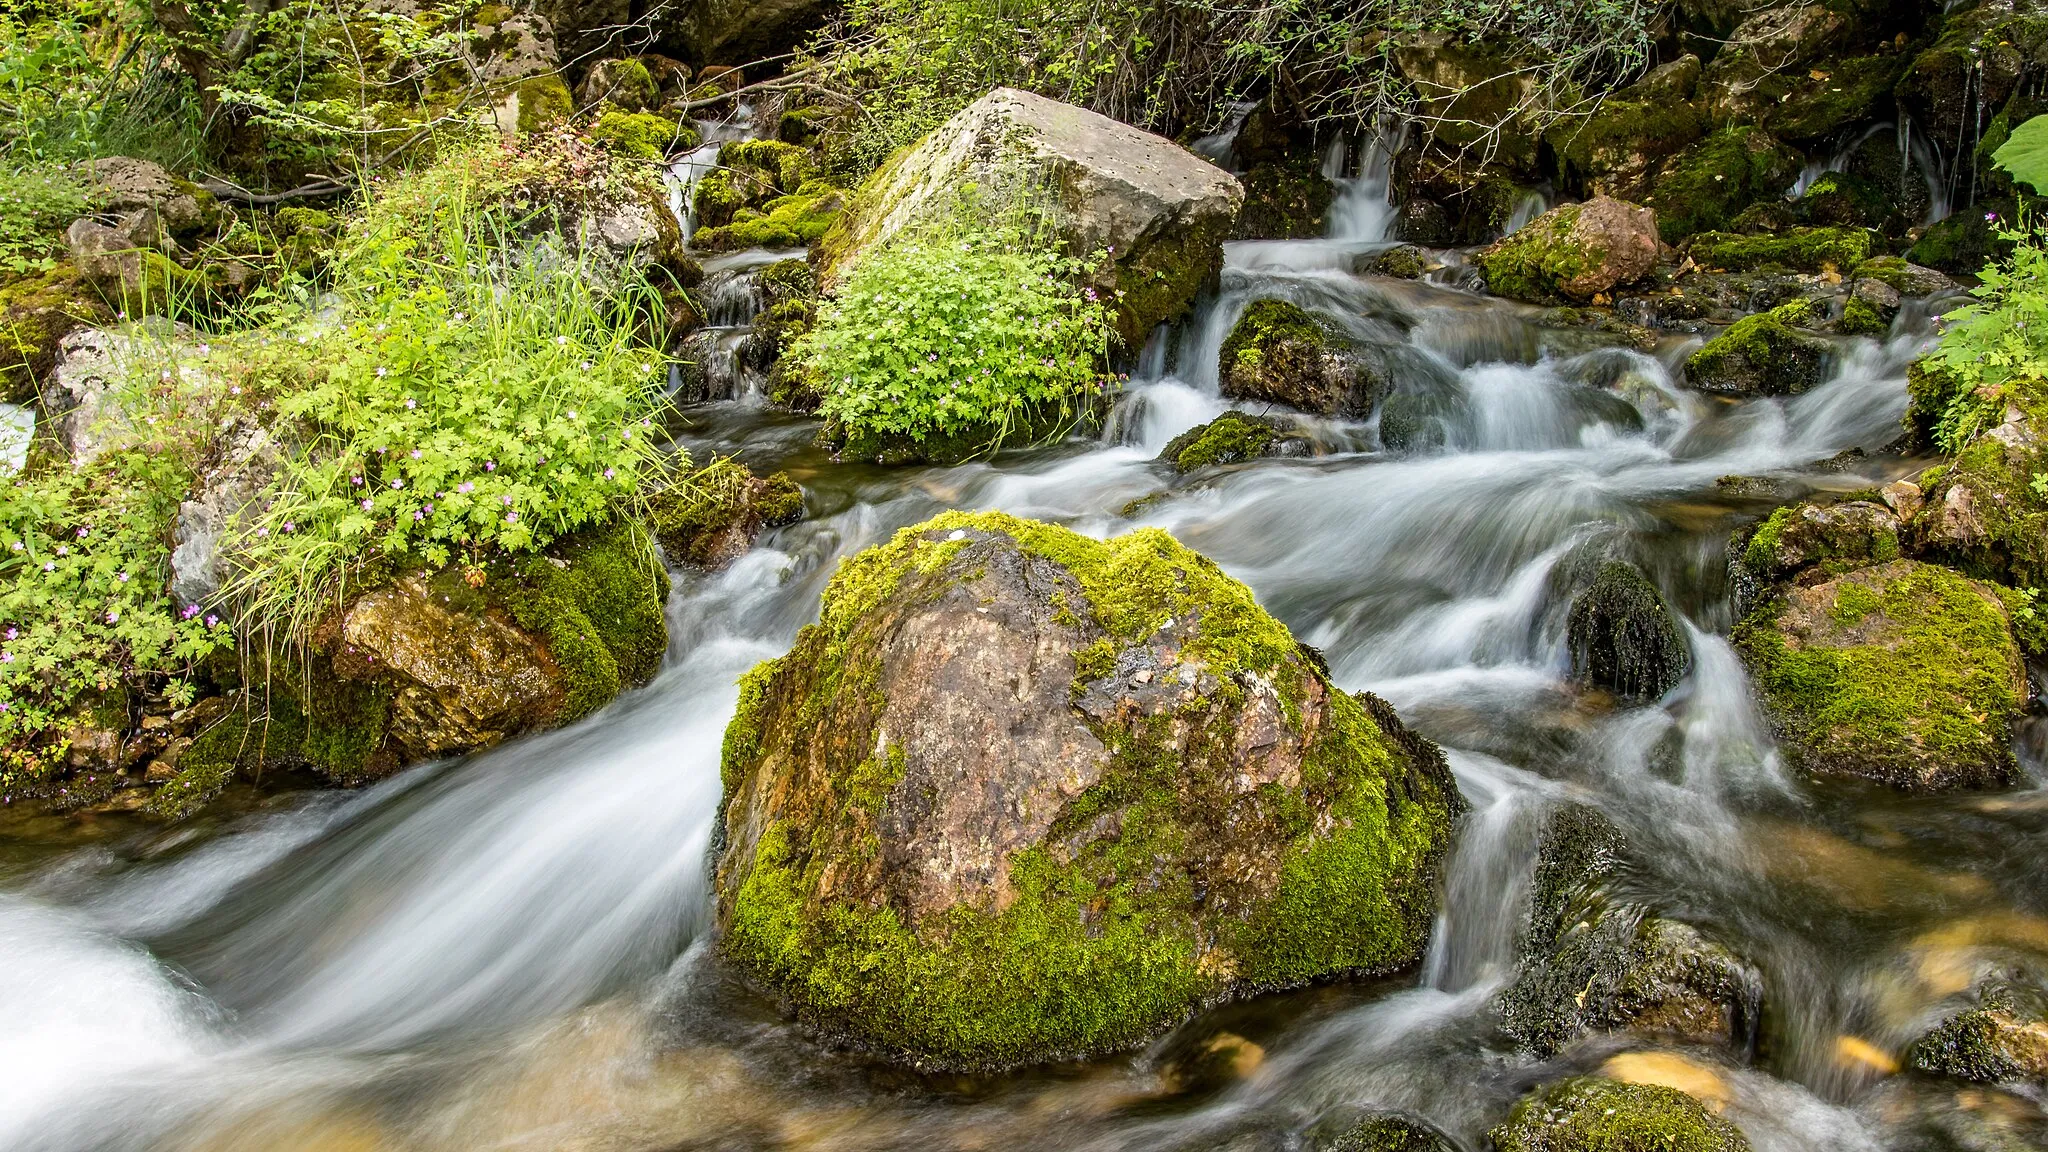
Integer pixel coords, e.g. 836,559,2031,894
1687,227,1873,274
1159,411,1308,473
1389,34,1543,169
1906,377,2048,590
1567,561,1691,702
713,511,1462,1069
1737,501,1903,588
1542,57,1705,201
1909,980,2048,1085
1645,127,1803,244
1685,301,1833,396
1218,300,1387,417
817,88,1242,345
1502,804,1761,1057
1476,197,1659,304
1734,560,2027,791
1490,1077,1751,1152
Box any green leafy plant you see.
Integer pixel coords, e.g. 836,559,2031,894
0,166,89,276
1928,213,2048,453
790,186,1115,459
1992,114,2048,195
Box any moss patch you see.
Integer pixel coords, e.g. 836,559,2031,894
1734,560,2025,791
1687,227,1873,273
1160,411,1290,472
589,110,699,160
1490,1077,1751,1152
1567,561,1690,701
497,516,670,720
1685,300,1832,396
1475,202,1596,304
1645,127,1803,244
692,184,846,252
1233,156,1334,240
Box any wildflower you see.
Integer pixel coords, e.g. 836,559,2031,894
352,475,364,486
621,429,632,441
205,615,219,628
413,510,424,522
579,361,591,373
118,572,129,583
231,385,242,396
283,522,295,532
1,652,10,664
8,542,18,551
555,336,569,346
76,526,88,538
3,628,11,640
182,604,200,619
565,409,577,420
391,479,404,489
376,367,388,378
485,460,496,471
405,397,417,409
411,449,422,459
506,511,518,523
604,467,615,479
106,610,118,623
161,370,173,382
1986,211,2000,222
257,527,269,537
361,498,375,511
41,562,53,572
502,495,514,505
457,481,474,493
198,343,211,355
55,545,66,556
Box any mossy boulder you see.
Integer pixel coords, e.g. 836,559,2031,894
1233,155,1334,240
1218,300,1386,418
574,57,658,112
1796,171,1889,229
588,109,698,160
713,511,1463,1070
692,183,846,252
1850,256,1953,297
1734,559,2027,792
0,264,108,403
1686,227,1872,274
1542,58,1706,201
647,457,803,568
817,88,1242,346
1644,127,1803,244
1908,202,2020,275
1567,561,1691,702
1909,979,2048,1085
1737,501,1902,589
1685,301,1833,397
69,156,218,237
1476,196,1659,305
1490,1077,1751,1152
1502,804,1762,1057
1320,1113,1456,1152
1838,283,1895,336
1354,245,1434,280
1159,411,1308,473
1906,376,2048,591
497,74,573,134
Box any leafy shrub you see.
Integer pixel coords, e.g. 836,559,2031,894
0,166,89,276
789,190,1113,459
0,6,202,167
0,338,231,789
1928,215,2048,453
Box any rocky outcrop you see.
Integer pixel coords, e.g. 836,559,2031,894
1734,560,2028,791
1543,57,1706,202
1685,227,1871,274
1685,301,1833,396
1902,375,2048,591
1159,411,1309,473
647,457,803,568
1218,300,1389,418
714,511,1462,1070
1643,127,1802,244
1502,804,1761,1057
1566,561,1691,702
1491,1077,1751,1152
42,327,176,466
169,417,279,607
0,265,109,402
818,88,1243,345
69,156,217,238
1476,197,1659,304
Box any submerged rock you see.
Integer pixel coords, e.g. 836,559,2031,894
1502,804,1761,1057
1491,1077,1751,1152
713,511,1462,1070
817,87,1242,344
1159,411,1309,473
1567,561,1691,702
1476,196,1659,304
1218,300,1388,417
1685,301,1833,396
1734,559,2027,791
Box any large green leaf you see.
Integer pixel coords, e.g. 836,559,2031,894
1992,114,2048,194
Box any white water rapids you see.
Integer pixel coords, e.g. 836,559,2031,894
0,146,2037,1152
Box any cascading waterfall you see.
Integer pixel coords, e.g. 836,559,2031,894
0,132,2027,1152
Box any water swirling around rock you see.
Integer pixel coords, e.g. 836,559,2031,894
0,174,2037,1152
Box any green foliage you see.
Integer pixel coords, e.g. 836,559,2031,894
0,337,231,789
0,5,203,167
807,0,1663,178
1992,114,2048,195
790,187,1114,461
225,141,676,639
1928,218,2048,453
0,167,90,277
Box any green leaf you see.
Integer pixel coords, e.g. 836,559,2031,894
1992,114,2048,194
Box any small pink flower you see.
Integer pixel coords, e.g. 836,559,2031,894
105,610,119,623
485,461,496,471
182,605,200,619
457,482,474,493
411,449,422,459
231,385,242,395
117,572,129,583
1,652,11,663
361,498,375,511
352,475,364,486
76,526,89,538
413,510,424,522
505,511,518,523
603,468,615,479
391,479,404,490
205,615,219,628
257,527,269,537
404,397,416,409
283,522,295,532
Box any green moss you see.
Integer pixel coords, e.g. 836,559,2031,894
511,75,573,134
1476,202,1598,304
1764,54,1910,144
498,516,670,720
1839,294,1889,336
1543,98,1704,197
1686,227,1873,273
1734,560,2025,790
645,457,803,566
1490,1077,1751,1152
720,139,815,194
1908,983,2048,1083
1324,1114,1454,1152
1567,561,1690,701
1903,356,1973,451
692,186,846,252
1908,203,2019,274
1161,411,1284,472
1797,171,1889,229
1233,156,1334,240
718,512,1459,1068
1217,299,1343,406
1913,377,2048,589
589,109,698,160
1645,126,1803,244
0,264,106,402
1685,301,1832,396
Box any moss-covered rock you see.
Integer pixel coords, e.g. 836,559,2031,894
575,57,658,112
1908,202,2021,274
1159,411,1307,473
0,264,108,403
1567,561,1692,702
1909,980,2048,1084
1234,155,1334,240
1320,1113,1456,1152
713,511,1463,1070
691,183,846,251
647,457,803,568
1686,227,1873,273
1645,127,1803,244
1906,376,2048,592
1490,1077,1751,1152
1218,300,1386,417
588,108,698,160
1353,245,1434,280
1761,54,1912,144
1542,60,1705,201
1737,501,1902,588
1685,300,1833,396
1851,256,1953,297
1502,804,1761,1058
1734,559,2026,791
1838,291,1891,337
500,74,573,134
1476,196,1660,304
1796,171,1890,229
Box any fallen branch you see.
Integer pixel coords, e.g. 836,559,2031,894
198,176,352,204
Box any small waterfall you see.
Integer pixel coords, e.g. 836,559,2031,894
1786,122,1892,199
1900,116,1952,225
1501,189,1551,235
663,105,763,241
1325,129,1400,243
1189,101,1255,165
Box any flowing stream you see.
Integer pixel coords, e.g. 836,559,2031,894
3,170,2045,1152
